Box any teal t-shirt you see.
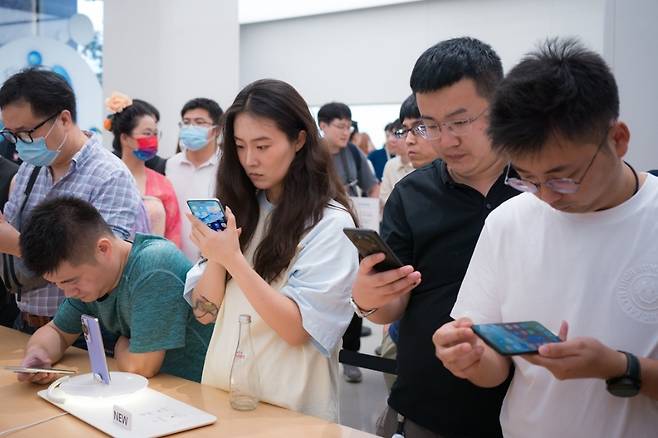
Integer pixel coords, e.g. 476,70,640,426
53,234,213,382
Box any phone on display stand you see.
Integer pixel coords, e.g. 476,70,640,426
343,228,403,272
472,321,562,356
81,314,112,384
187,198,227,232
3,365,76,375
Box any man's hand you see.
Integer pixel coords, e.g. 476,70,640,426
17,347,58,384
523,321,627,380
433,317,512,387
433,318,485,379
351,253,420,312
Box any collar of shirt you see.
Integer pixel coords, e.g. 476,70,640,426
49,132,96,183
397,158,414,173
180,148,221,169
439,159,518,190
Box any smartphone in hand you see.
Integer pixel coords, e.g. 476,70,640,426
187,198,227,232
81,315,111,384
343,228,404,272
472,321,561,355
3,365,76,375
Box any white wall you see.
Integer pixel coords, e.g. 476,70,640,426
240,0,605,107
604,0,658,169
103,0,239,158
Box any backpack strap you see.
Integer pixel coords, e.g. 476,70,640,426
18,166,42,224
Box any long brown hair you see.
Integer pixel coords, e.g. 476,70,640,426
217,79,356,283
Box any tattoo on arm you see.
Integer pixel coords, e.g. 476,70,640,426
193,294,219,320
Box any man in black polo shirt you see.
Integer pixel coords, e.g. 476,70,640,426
351,37,518,437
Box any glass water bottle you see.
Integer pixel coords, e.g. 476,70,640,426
229,314,261,410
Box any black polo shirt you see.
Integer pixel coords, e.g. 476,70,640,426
383,160,519,437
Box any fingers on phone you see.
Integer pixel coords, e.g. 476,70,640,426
359,253,386,271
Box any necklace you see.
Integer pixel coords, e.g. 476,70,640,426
624,161,639,196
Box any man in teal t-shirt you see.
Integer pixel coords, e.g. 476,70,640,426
15,196,212,384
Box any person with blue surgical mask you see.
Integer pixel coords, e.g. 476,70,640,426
0,69,149,335
166,98,223,261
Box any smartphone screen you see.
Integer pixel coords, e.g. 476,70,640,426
343,228,403,272
472,321,561,355
81,315,111,384
187,198,227,232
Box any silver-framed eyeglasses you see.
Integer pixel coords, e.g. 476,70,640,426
415,107,488,140
504,132,607,194
0,112,59,144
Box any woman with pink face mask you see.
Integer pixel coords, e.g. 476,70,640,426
106,93,182,247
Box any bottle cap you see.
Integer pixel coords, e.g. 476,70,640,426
239,314,251,323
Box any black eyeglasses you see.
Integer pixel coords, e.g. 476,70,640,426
393,125,424,139
504,130,608,194
0,112,60,144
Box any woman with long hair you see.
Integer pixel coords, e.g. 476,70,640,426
184,79,358,421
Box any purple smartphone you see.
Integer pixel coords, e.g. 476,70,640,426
81,314,111,384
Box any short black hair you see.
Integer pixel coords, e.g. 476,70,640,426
410,37,503,100
384,119,402,133
399,94,421,121
0,68,77,122
488,38,619,158
110,99,160,154
317,102,351,125
20,197,112,276
181,97,224,125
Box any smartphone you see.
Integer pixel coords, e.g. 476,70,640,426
187,198,227,232
343,228,403,272
472,321,562,356
81,314,111,384
3,365,76,375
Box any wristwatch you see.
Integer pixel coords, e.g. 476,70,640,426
606,351,641,397
350,297,377,318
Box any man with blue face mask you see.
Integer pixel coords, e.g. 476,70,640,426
0,68,149,335
165,98,222,261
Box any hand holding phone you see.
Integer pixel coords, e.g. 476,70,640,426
343,228,403,272
472,321,561,356
14,346,64,384
187,198,227,232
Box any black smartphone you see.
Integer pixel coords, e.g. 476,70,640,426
472,321,562,356
343,228,403,272
187,198,227,232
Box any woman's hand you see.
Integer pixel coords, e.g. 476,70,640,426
188,206,243,268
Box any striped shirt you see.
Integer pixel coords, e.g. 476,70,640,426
4,133,149,316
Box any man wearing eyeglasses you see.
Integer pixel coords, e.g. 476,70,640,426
318,102,379,383
166,98,223,261
434,39,658,437
0,68,147,334
351,38,516,438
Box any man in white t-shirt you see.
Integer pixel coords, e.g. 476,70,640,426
433,38,658,437
165,98,222,261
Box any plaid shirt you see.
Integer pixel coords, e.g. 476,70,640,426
4,134,149,317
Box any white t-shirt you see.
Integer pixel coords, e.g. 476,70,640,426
184,193,358,421
165,149,220,261
452,174,658,438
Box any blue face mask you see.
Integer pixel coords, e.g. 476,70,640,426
179,125,211,151
16,116,67,167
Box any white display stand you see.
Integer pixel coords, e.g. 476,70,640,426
38,372,216,437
